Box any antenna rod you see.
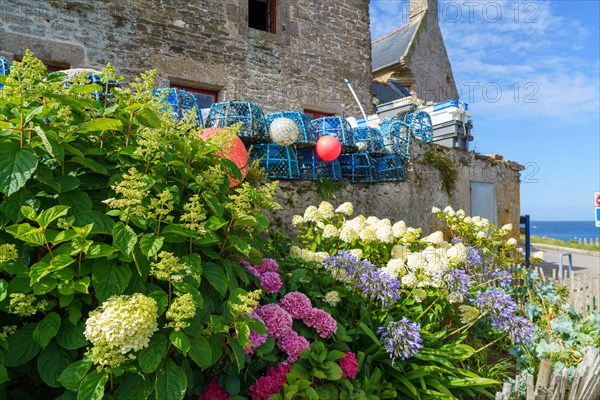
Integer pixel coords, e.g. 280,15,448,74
344,79,369,124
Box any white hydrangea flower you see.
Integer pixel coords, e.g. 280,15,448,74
359,226,377,243
84,294,158,356
348,249,363,259
381,259,405,278
533,251,544,259
376,224,394,243
289,246,302,258
401,273,418,288
501,224,513,231
318,201,335,219
346,216,366,232
507,238,518,246
476,231,487,239
303,206,322,223
424,231,444,245
335,202,353,216
391,244,408,260
291,215,304,226
407,253,427,271
339,225,359,243
403,227,421,242
447,243,467,262
324,291,341,307
322,224,340,239
472,216,481,223
366,216,380,226
314,252,330,262
392,221,407,237
443,206,454,214
464,216,473,224
456,209,466,217
431,206,441,213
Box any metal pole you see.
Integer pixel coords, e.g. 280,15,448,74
520,215,531,267
344,79,369,124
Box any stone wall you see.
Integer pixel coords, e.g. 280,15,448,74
0,0,373,115
269,140,523,238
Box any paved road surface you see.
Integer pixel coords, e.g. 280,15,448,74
534,245,600,278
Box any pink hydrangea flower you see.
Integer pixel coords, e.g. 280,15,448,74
256,258,279,275
255,304,293,339
199,378,230,400
304,308,337,338
245,313,269,354
259,271,283,294
249,364,292,400
279,292,313,320
338,351,359,379
277,330,310,363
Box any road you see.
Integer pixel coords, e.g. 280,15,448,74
534,245,600,279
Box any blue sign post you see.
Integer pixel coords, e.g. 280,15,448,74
595,207,600,228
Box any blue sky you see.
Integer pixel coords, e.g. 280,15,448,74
370,1,600,221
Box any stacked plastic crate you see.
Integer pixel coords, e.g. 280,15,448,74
420,100,472,150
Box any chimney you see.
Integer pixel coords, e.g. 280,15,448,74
409,0,438,22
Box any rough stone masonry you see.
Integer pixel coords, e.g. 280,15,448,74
0,0,373,115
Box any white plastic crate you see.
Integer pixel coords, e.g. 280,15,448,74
421,106,471,125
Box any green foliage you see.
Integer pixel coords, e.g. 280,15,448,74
420,147,458,195
0,52,280,399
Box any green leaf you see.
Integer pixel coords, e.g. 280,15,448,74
359,322,381,346
161,224,193,243
36,205,70,228
136,106,162,128
4,324,42,367
138,333,168,373
47,71,68,82
170,330,191,355
228,235,252,257
58,358,92,391
37,342,75,387
77,369,109,400
114,373,154,400
203,193,223,217
227,336,246,372
0,142,38,196
156,359,187,400
112,222,138,255
247,318,267,335
205,215,227,231
235,321,250,348
202,263,228,297
75,211,115,235
86,243,117,259
139,234,164,258
78,118,122,133
33,312,62,347
323,361,343,380
188,336,213,369
0,279,7,301
326,350,347,362
56,321,88,350
92,258,132,302
221,159,242,181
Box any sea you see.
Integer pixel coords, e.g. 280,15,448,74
530,221,600,242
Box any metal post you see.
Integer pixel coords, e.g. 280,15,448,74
344,79,369,124
520,215,531,267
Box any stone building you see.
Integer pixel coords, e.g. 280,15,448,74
0,0,372,115
371,0,458,103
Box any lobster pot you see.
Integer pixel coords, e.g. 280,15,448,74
0,57,11,88
266,112,317,146
152,88,202,126
85,72,123,106
379,117,411,160
296,148,341,181
374,155,406,182
339,153,378,183
352,126,384,155
312,116,357,152
206,101,268,143
250,144,300,180
405,111,433,142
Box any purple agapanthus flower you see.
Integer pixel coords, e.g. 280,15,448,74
378,318,423,363
473,289,534,345
466,247,481,267
491,269,512,287
323,251,401,307
443,268,471,303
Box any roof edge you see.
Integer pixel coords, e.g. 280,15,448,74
372,19,422,73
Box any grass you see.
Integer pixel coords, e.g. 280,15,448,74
521,235,600,252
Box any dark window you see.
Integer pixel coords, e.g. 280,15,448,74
170,84,218,109
249,0,276,33
13,55,68,73
304,109,334,120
